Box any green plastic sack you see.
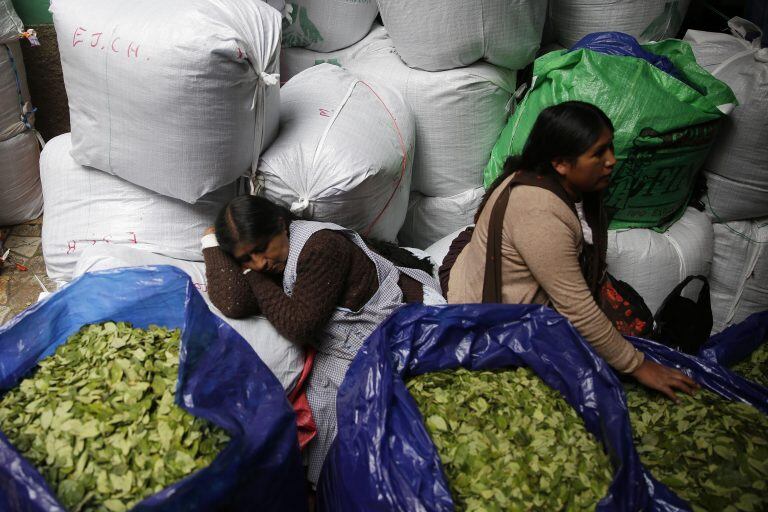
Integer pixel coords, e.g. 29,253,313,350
484,40,736,231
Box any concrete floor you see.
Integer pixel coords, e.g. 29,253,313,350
0,216,57,327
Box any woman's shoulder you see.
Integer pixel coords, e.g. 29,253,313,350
505,186,580,231
301,228,353,258
508,185,576,214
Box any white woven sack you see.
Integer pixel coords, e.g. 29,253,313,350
376,0,546,72
280,24,392,83
51,0,281,203
398,188,484,249
424,226,471,280
256,64,414,243
550,0,691,48
281,0,378,52
73,244,304,392
704,171,768,222
0,0,22,44
606,207,713,315
347,50,516,197
41,134,236,282
685,21,768,222
710,219,768,333
0,130,42,226
1,41,33,140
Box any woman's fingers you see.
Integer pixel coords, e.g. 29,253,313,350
659,385,680,404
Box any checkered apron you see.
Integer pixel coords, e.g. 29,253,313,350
282,221,440,485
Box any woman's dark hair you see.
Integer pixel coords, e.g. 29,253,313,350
476,101,614,221
215,196,295,255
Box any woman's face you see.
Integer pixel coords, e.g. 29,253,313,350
233,229,290,275
552,127,616,198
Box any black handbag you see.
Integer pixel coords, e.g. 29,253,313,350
651,275,713,355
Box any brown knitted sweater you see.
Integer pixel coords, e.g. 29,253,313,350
204,229,422,347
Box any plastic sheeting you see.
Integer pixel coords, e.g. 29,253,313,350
318,303,768,510
256,64,414,243
0,266,307,512
570,31,683,80
51,0,281,203
485,37,735,231
699,310,768,368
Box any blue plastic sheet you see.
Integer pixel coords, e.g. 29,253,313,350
319,303,768,512
0,266,307,512
698,310,768,368
570,31,683,81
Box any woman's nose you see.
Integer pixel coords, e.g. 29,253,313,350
605,148,617,168
248,253,268,272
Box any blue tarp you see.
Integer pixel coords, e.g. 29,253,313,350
0,266,307,512
318,303,768,511
699,310,768,367
570,31,684,81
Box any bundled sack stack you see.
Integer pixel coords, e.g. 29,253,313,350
43,0,283,286
684,18,768,332
344,0,545,248
51,0,281,203
255,64,414,243
606,207,714,315
485,33,735,313
280,23,392,83
40,134,236,285
0,0,42,226
278,0,379,53
549,0,691,48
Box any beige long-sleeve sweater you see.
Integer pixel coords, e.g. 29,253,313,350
447,178,644,374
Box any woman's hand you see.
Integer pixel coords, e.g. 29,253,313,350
204,226,215,236
631,359,700,403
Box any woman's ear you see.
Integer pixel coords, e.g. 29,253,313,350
551,158,571,178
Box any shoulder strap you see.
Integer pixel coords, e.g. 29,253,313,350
482,184,512,303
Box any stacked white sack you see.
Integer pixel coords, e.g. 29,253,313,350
685,20,768,222
710,219,768,333
51,0,281,203
0,0,22,43
376,0,546,71
73,244,304,392
256,64,414,243
399,189,484,249
280,0,378,52
550,0,691,48
41,134,235,283
280,24,392,83
0,132,40,225
347,48,516,247
606,207,714,315
0,8,42,226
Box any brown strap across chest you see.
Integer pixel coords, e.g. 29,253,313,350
481,171,604,303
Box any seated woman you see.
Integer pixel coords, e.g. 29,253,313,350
444,101,698,401
201,196,441,486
